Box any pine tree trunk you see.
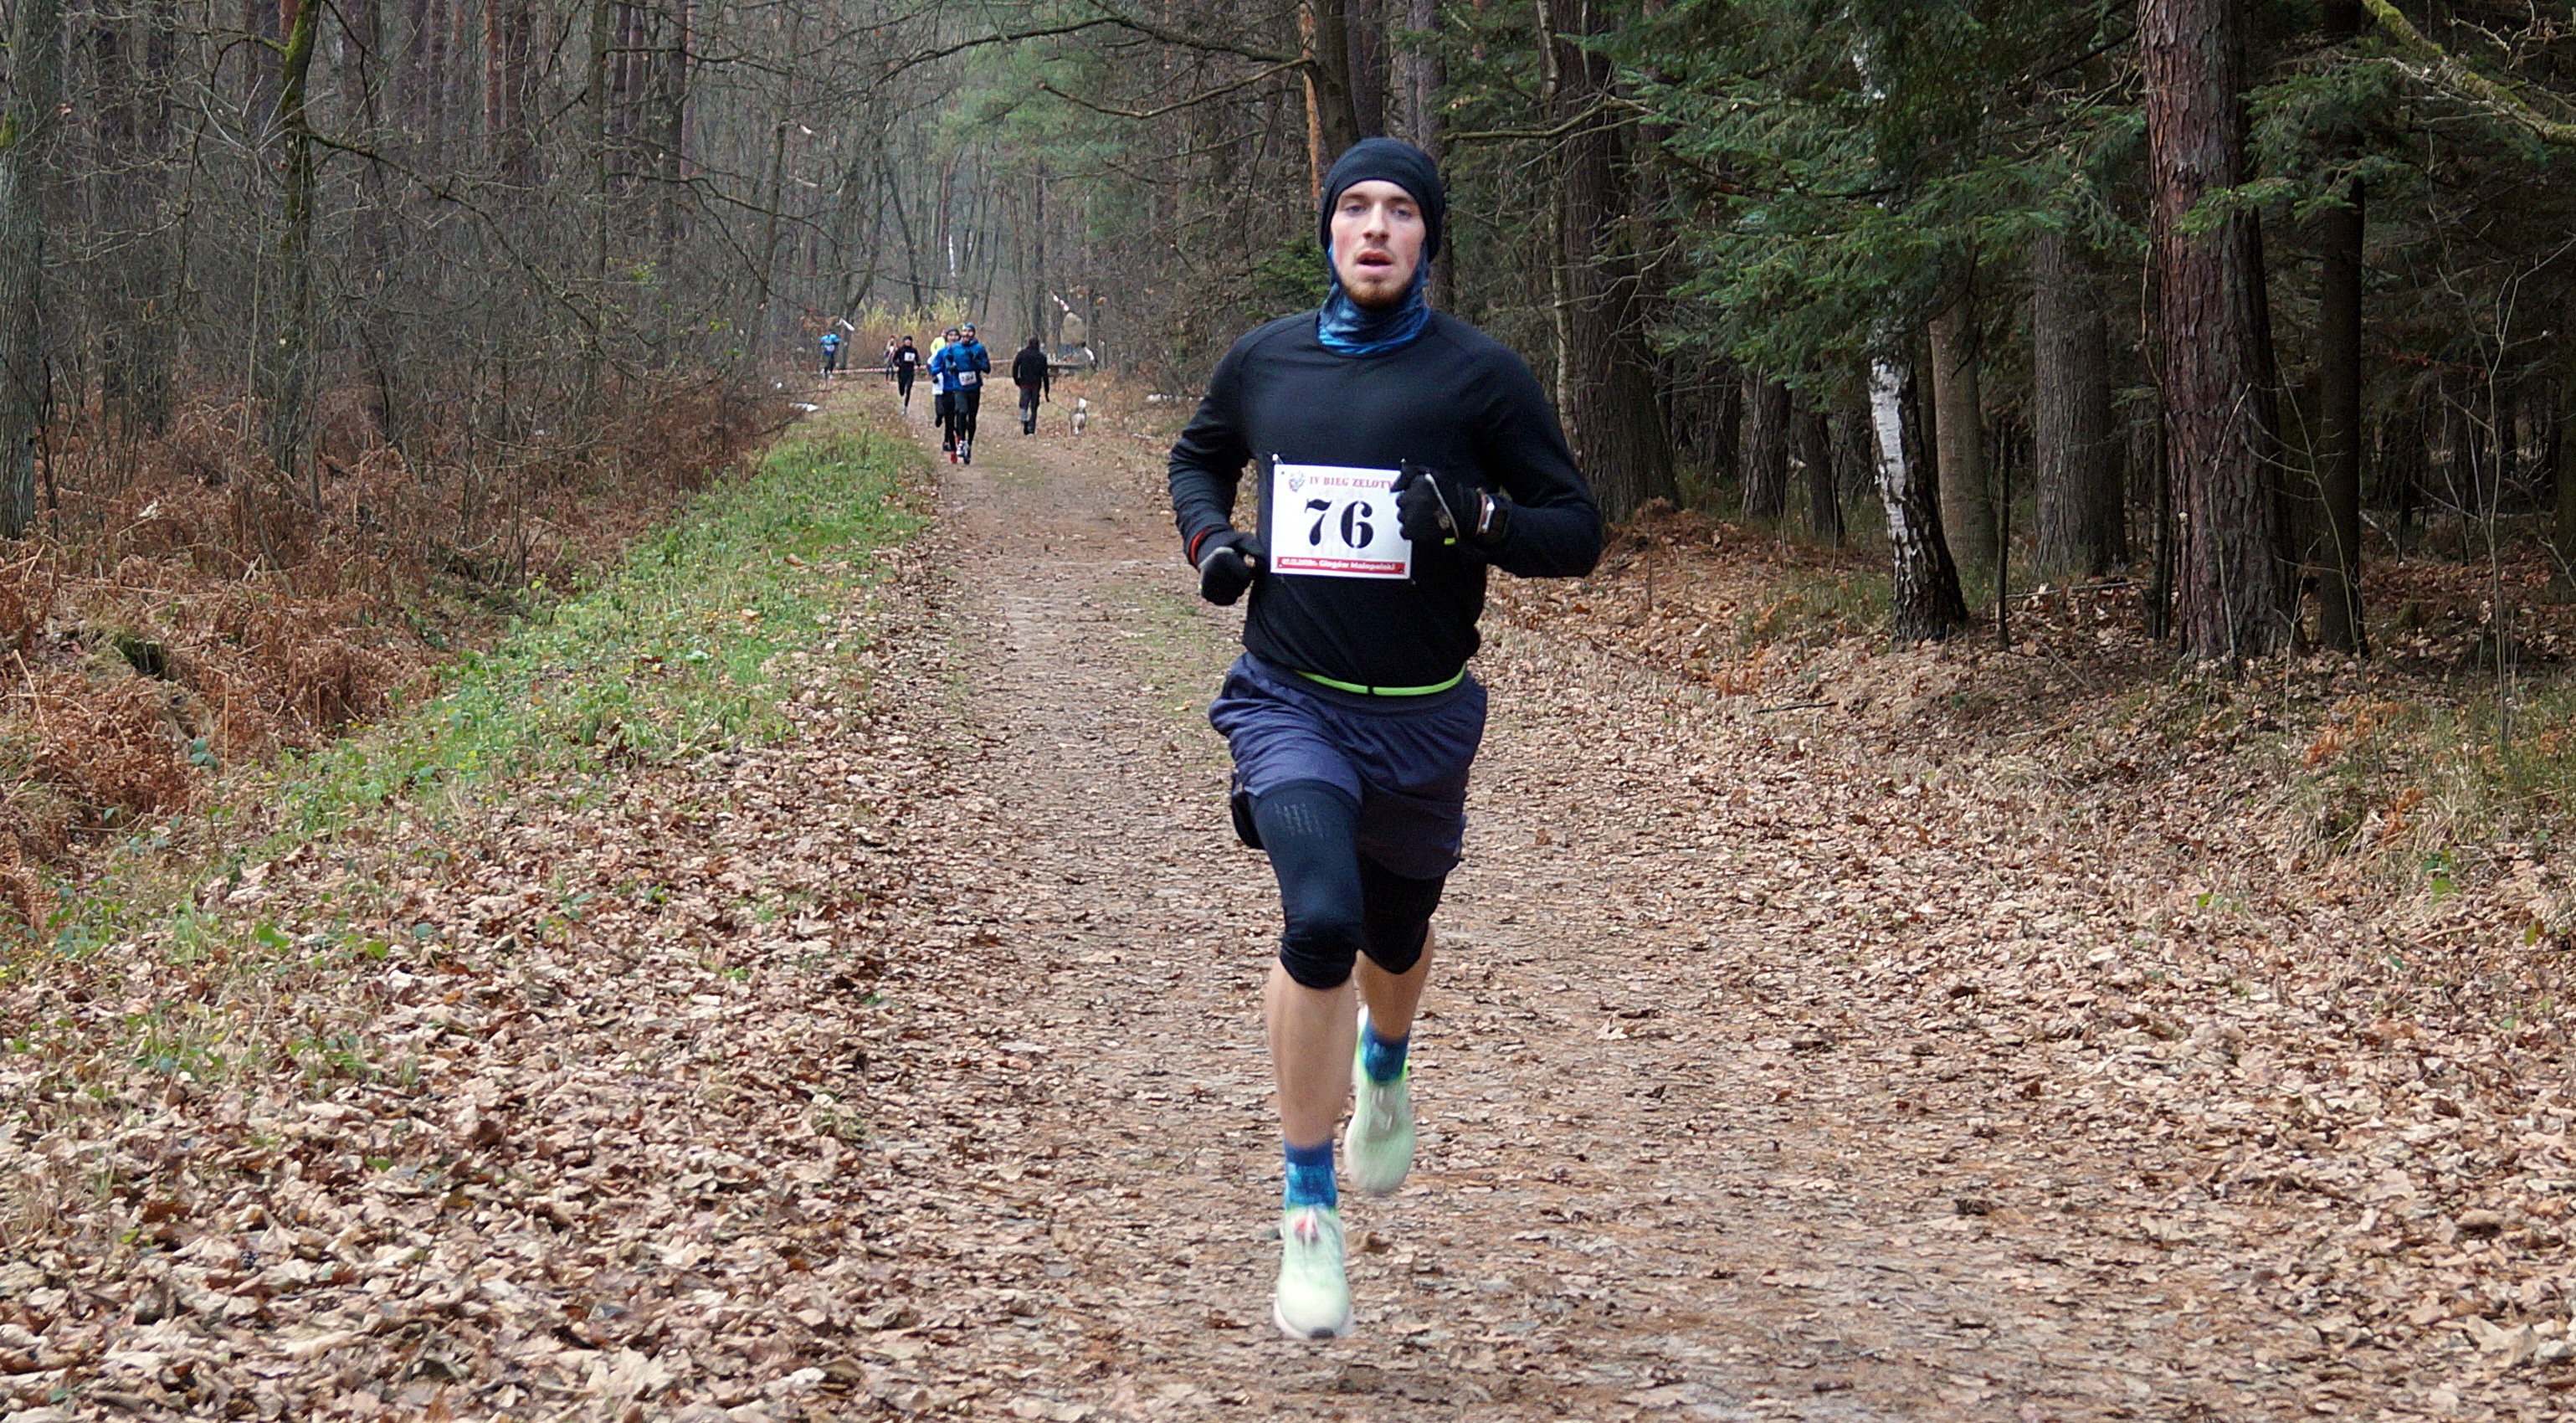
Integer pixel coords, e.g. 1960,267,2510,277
1402,0,1447,306
2315,177,2367,651
1345,0,1386,139
2144,0,2291,660
2311,0,2367,647
2032,228,2118,575
1928,300,1994,569
1801,406,1843,544
1832,406,1870,509
1301,0,1362,194
0,0,61,537
1742,375,1788,520
1538,0,1674,521
2558,293,2576,583
1869,355,1969,642
2145,393,2174,637
2558,379,2576,585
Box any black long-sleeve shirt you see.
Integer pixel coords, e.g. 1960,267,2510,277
1011,346,1050,393
1168,311,1602,689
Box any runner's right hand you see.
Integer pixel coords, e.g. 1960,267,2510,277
1196,531,1262,606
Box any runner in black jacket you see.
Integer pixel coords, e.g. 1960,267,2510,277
1167,138,1601,1341
1012,336,1051,434
890,336,921,411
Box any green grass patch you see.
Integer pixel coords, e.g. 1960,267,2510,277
273,424,926,838
26,414,927,964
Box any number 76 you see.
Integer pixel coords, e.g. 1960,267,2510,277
1306,497,1375,547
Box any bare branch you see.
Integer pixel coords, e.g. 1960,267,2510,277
1035,60,1303,120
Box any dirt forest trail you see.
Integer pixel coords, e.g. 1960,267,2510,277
851,392,2389,1422
8,383,2554,1423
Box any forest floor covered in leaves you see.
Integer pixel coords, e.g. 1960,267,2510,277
7,379,2576,1420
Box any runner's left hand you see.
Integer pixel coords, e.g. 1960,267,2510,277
1394,464,1506,548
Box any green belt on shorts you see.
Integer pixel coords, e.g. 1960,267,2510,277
1295,667,1466,698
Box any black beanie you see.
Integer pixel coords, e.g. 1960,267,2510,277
1318,137,1446,263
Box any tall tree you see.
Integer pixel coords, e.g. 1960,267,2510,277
2032,227,2121,575
1540,0,1675,520
1927,298,1994,569
1742,374,1788,520
1800,404,1843,543
1347,0,1388,137
2312,0,2367,652
1869,354,1969,641
2144,0,2291,660
1301,0,1363,191
99,0,177,436
263,0,325,500
0,0,62,536
1401,0,1448,307
2560,293,2576,585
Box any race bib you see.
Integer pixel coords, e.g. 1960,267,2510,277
1265,459,1411,580
957,370,980,387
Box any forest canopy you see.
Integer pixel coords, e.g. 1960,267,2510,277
2,0,2575,664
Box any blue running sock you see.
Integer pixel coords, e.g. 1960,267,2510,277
1284,1138,1337,1211
1361,1024,1410,1085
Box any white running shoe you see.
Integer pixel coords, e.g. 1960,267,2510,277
1344,1013,1415,1197
1273,1205,1352,1340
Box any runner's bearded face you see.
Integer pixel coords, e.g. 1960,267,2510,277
1328,181,1426,309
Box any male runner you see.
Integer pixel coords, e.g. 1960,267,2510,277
1012,334,1051,434
928,327,958,453
1167,137,1601,1340
818,329,843,379
932,322,992,464
890,336,921,411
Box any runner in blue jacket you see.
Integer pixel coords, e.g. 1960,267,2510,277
930,325,993,464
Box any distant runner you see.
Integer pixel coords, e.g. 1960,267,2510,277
1167,138,1603,1341
932,322,992,465
1013,335,1051,435
929,327,959,453
818,330,843,379
890,336,921,412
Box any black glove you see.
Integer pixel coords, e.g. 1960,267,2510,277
1194,529,1261,606
1393,462,1511,549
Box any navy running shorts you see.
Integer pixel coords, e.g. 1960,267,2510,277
1208,653,1487,881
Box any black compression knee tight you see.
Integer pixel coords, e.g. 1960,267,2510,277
1252,781,1368,990
1358,857,1444,977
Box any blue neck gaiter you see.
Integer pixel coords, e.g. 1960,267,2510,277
1317,254,1432,357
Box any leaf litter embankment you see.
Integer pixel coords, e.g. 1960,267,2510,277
1479,507,2576,1418
1,398,967,1421
0,382,782,931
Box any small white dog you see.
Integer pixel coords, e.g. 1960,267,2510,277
1069,397,1091,435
